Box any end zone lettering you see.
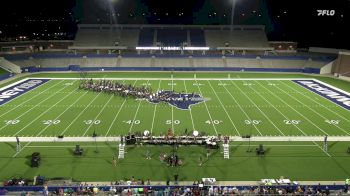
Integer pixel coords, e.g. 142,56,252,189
293,80,350,110
0,79,50,105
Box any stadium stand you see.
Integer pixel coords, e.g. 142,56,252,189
189,29,206,46
157,29,187,46
138,28,155,46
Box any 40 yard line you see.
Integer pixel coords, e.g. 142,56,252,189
128,80,145,134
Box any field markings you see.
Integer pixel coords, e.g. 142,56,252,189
312,141,332,157
128,80,146,134
280,81,350,125
230,80,285,136
207,81,240,136
255,81,330,136
183,80,196,131
274,81,350,135
171,78,175,132
0,80,67,132
35,91,89,136
11,81,79,136
83,96,114,136
12,142,32,158
219,80,263,136
194,79,218,136
59,92,103,136
104,80,133,137
0,80,64,119
150,80,162,135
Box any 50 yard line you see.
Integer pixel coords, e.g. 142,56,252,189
183,80,196,132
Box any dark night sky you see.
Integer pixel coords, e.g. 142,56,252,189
0,0,349,49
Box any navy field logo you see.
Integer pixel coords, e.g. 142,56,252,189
0,79,50,106
148,90,206,110
293,80,350,110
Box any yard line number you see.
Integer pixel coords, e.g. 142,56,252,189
4,120,20,125
325,120,340,125
124,120,140,125
205,120,222,125
43,120,61,125
245,120,262,125
166,120,181,125
84,120,101,125
284,120,301,125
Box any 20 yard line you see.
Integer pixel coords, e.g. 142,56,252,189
194,79,218,136
255,81,329,136
12,81,79,136
183,80,196,132
273,81,349,135
0,80,64,118
207,80,240,136
150,80,162,135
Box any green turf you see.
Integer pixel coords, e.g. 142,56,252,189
0,68,8,76
1,141,349,181
1,77,350,137
1,72,350,182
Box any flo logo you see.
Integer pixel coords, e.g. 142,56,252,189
317,10,335,16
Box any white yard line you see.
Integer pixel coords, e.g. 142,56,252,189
0,80,64,118
183,80,196,131
312,141,332,157
128,80,145,134
255,81,329,136
220,80,263,136
194,79,218,136
230,80,285,136
280,80,350,124
274,81,350,135
105,100,126,137
171,78,175,133
82,96,114,136
150,80,162,135
12,142,31,158
104,80,136,137
29,77,315,81
12,81,79,136
207,80,240,136
36,91,89,136
59,92,103,135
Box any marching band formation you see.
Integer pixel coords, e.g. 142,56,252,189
79,79,198,104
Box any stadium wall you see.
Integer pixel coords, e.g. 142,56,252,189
319,61,334,74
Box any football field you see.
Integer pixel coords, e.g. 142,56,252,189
1,76,350,138
1,72,350,181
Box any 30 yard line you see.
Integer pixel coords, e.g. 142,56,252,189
183,80,196,132
150,80,162,135
194,79,218,136
207,80,240,136
59,91,103,136
12,81,79,136
273,81,349,135
230,80,284,136
83,95,114,136
220,80,263,136
0,80,63,118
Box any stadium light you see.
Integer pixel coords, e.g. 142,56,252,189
136,46,210,51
